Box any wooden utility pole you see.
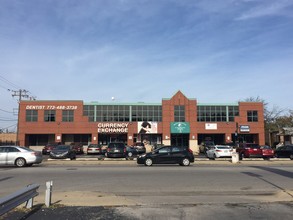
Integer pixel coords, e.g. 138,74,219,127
11,89,29,146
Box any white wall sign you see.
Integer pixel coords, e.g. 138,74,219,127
205,123,217,130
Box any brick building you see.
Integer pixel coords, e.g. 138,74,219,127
18,91,265,153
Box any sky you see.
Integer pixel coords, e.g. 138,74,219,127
0,0,293,131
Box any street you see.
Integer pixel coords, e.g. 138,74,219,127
1,162,292,219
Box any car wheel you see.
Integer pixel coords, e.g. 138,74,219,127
182,158,190,166
15,158,26,167
290,154,293,160
145,158,153,166
128,152,133,157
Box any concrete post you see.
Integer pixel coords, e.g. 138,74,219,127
45,181,53,207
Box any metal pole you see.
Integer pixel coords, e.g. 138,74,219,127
45,181,53,207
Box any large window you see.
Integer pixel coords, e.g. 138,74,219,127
83,105,95,122
132,105,162,122
84,104,162,122
62,110,74,122
197,105,239,122
44,110,56,122
247,110,258,122
174,105,185,122
228,106,239,122
26,110,38,122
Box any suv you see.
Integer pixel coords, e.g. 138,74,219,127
237,143,262,159
137,146,194,166
106,142,127,158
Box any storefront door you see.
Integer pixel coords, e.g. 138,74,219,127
171,134,189,147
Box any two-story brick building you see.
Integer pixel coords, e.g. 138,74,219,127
18,91,265,153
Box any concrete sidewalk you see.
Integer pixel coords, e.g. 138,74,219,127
44,157,292,166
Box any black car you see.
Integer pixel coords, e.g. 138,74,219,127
106,142,127,158
50,145,76,160
126,146,139,158
274,145,293,160
137,146,194,166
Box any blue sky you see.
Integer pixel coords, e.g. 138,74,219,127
1,0,293,131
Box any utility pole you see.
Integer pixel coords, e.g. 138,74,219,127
11,89,29,146
11,89,29,102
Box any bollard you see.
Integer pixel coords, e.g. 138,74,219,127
45,181,53,207
231,152,239,163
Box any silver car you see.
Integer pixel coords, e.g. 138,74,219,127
0,146,43,167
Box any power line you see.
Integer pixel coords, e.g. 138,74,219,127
0,108,14,114
0,75,22,89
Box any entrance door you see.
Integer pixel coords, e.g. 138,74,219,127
171,134,189,147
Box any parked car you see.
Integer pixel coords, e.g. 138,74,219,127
70,142,84,154
126,146,139,158
50,145,76,160
87,144,102,155
274,145,293,160
0,146,43,167
42,142,60,155
133,142,146,154
137,146,194,166
106,142,127,158
260,145,275,160
206,145,233,159
237,143,263,160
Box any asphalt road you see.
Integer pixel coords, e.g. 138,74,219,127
1,163,293,219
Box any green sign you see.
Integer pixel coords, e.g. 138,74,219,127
170,122,190,134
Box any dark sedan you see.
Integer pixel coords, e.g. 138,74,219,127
274,145,293,160
50,145,76,160
137,146,194,166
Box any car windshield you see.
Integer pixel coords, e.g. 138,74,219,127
19,147,34,152
108,143,125,148
56,146,70,150
216,146,230,149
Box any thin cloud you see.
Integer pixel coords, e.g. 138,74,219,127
237,0,293,20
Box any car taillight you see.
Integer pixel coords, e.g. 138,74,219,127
124,148,126,153
107,148,110,152
216,150,222,152
31,152,37,156
188,148,193,154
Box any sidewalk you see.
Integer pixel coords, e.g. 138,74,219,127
44,156,293,166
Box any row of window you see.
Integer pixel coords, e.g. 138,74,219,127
197,106,240,122
26,110,74,122
25,106,258,123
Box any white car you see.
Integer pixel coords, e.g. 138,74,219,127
206,145,233,159
0,146,43,167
